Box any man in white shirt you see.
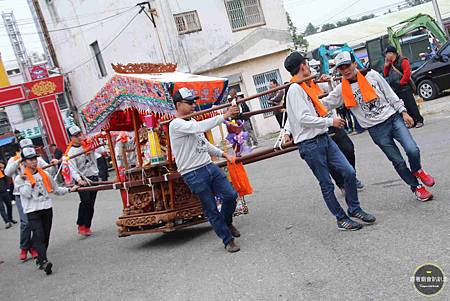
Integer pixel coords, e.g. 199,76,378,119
321,51,435,202
5,139,57,261
66,126,99,236
283,52,376,231
169,87,241,252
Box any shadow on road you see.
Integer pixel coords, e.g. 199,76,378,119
135,225,212,249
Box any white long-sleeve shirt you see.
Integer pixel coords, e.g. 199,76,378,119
169,115,224,175
5,155,52,195
284,83,334,144
14,171,69,214
66,145,99,182
321,70,406,129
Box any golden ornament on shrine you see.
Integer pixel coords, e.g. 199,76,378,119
31,80,57,96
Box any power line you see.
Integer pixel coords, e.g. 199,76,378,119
299,0,409,33
64,9,141,74
0,5,135,27
0,6,135,34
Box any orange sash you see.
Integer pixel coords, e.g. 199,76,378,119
341,71,378,108
64,140,91,156
227,159,253,197
24,168,53,192
291,76,329,117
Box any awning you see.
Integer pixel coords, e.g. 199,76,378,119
0,136,15,147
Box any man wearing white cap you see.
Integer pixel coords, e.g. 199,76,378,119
321,51,435,202
15,147,78,275
5,139,56,261
283,52,375,231
65,125,99,236
170,87,241,252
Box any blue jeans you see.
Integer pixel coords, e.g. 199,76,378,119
298,134,361,220
368,113,420,191
182,163,238,246
15,195,32,250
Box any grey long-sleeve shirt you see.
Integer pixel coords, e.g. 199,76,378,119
14,171,69,214
66,145,99,182
5,155,53,195
169,115,224,175
321,70,406,129
284,83,334,144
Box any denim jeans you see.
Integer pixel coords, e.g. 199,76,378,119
298,134,361,220
368,113,420,191
182,163,238,246
329,127,356,189
15,195,32,250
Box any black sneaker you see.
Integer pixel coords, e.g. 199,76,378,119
10,219,18,224
39,261,53,275
348,209,376,224
337,218,363,231
5,222,12,229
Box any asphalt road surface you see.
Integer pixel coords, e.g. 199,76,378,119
0,109,449,301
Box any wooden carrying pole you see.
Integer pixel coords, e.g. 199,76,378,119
42,143,106,170
77,143,296,192
160,74,317,125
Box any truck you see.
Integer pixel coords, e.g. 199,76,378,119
366,14,448,73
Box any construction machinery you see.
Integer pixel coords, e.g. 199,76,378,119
311,44,365,74
366,14,448,73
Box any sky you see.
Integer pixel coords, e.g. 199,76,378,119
0,0,44,64
0,0,435,65
284,0,410,32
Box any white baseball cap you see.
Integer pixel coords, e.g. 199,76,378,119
19,138,33,149
22,147,39,160
68,125,82,136
173,87,199,103
334,51,353,68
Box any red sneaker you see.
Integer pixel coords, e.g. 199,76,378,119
20,249,28,261
78,225,85,235
413,169,435,187
29,248,38,259
414,185,433,202
84,227,92,236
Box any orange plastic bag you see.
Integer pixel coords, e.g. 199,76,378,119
227,160,253,197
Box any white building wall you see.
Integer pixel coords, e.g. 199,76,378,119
38,0,292,136
201,50,291,136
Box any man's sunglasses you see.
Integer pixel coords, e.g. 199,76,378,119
180,100,196,105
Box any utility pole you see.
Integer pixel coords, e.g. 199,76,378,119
30,0,59,67
29,0,81,126
431,0,448,38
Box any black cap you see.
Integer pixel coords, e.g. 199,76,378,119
385,45,397,54
172,87,199,103
284,52,306,75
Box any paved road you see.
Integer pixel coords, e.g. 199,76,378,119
1,101,449,301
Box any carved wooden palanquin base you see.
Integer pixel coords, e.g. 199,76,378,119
116,164,207,236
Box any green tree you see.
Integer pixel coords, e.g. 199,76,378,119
321,23,336,32
286,13,308,51
304,22,318,36
406,0,431,7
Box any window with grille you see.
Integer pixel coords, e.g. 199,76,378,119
174,11,202,35
20,102,35,120
90,41,107,78
224,0,265,31
57,93,68,110
252,69,282,118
